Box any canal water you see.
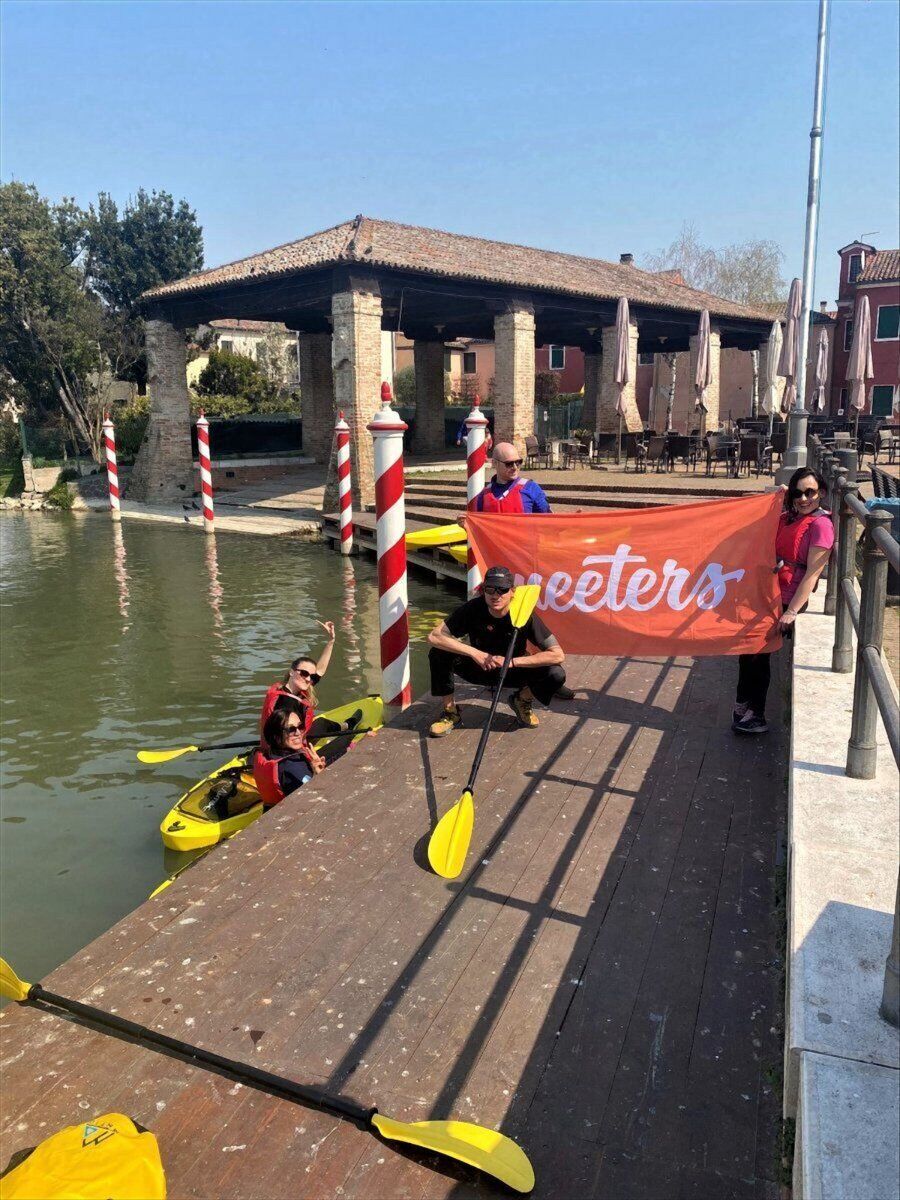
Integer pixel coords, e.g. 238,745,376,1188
0,512,451,987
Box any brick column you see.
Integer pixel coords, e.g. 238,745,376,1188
689,322,722,430
493,301,535,454
323,282,381,512
298,332,334,463
128,317,194,502
412,340,446,455
582,349,600,432
598,320,642,433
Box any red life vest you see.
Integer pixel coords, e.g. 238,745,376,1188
259,685,315,740
775,511,830,597
252,750,286,807
474,477,528,514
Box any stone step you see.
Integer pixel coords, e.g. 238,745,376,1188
405,476,755,498
403,489,706,514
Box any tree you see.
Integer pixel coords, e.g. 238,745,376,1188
195,348,281,414
642,223,786,306
256,328,298,393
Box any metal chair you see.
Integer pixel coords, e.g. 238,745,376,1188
638,435,667,473
737,435,764,477
524,435,551,470
705,433,737,476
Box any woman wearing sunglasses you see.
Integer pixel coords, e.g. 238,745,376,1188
253,707,325,808
259,620,344,748
733,467,833,735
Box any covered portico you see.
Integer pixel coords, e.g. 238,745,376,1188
133,216,771,509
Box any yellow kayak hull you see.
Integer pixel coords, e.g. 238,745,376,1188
405,523,466,548
159,694,384,852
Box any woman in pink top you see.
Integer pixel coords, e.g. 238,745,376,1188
733,467,834,734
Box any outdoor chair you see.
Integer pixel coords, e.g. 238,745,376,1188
587,433,617,466
705,433,737,477
769,432,787,465
737,436,765,477
664,434,697,473
637,435,667,473
561,435,592,469
622,432,645,471
524,435,551,470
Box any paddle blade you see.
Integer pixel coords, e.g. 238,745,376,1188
427,790,474,880
371,1113,535,1193
0,957,32,1002
137,746,197,764
509,583,541,628
405,523,466,549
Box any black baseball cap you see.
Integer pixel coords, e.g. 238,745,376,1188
483,566,514,590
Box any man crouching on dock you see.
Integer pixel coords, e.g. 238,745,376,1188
427,566,567,737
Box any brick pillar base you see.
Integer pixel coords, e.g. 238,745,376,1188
690,324,722,430
128,317,194,503
324,282,381,512
298,333,334,463
598,321,642,433
583,350,600,432
412,341,446,455
493,303,535,455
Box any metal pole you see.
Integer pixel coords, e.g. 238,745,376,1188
832,479,859,672
782,0,830,478
881,872,900,1028
846,507,892,778
823,463,845,615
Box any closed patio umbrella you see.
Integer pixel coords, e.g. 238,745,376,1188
812,327,829,412
778,277,802,414
761,320,783,437
694,309,711,439
614,296,630,465
847,294,874,423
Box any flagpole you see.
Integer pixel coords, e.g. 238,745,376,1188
781,0,829,482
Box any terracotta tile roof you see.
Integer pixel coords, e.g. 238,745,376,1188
757,300,835,324
209,318,288,332
144,216,772,323
858,249,900,283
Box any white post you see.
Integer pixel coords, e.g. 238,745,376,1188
101,415,121,521
464,397,489,596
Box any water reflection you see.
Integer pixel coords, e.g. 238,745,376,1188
112,522,131,631
341,556,361,673
205,535,224,638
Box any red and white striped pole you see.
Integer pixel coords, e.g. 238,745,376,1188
196,412,215,534
101,413,121,521
367,381,411,709
464,395,489,596
335,410,353,556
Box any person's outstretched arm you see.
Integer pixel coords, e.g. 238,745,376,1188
314,620,336,676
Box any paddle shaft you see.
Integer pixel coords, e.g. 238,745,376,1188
25,984,375,1127
464,626,519,794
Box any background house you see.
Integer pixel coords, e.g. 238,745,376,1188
187,319,300,388
830,241,899,417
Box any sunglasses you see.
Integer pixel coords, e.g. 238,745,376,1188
498,459,522,468
483,585,511,596
291,667,318,680
285,724,305,736
795,488,820,500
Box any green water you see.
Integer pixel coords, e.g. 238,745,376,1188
0,512,450,986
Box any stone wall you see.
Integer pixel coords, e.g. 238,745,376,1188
493,303,535,453
298,332,335,463
129,318,195,503
412,341,446,454
598,321,642,433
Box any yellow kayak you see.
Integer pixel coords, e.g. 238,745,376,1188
158,694,384,852
405,523,466,549
443,543,469,564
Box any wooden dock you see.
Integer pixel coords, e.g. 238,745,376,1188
0,652,786,1199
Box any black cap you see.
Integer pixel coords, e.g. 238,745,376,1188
483,565,514,590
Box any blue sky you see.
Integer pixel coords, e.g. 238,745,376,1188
2,0,898,305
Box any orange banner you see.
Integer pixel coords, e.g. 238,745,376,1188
467,491,784,657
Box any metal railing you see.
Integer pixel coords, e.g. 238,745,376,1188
808,433,900,1029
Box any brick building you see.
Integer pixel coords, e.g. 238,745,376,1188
830,242,899,417
133,216,770,507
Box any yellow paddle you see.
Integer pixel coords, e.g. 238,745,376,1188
0,958,534,1192
138,728,378,765
427,584,541,880
405,522,467,549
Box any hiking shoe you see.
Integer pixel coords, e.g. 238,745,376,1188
734,711,768,735
343,708,364,733
555,684,576,701
731,702,750,727
429,706,463,738
509,691,539,729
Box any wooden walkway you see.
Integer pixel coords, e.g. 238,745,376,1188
0,653,786,1199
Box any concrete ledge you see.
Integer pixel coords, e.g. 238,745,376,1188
794,1051,900,1200
81,498,321,538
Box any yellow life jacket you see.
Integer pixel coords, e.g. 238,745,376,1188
0,1112,165,1200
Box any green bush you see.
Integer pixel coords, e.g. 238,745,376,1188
114,399,150,459
45,479,75,509
58,466,79,483
195,349,279,410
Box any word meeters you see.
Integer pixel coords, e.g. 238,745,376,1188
516,545,747,614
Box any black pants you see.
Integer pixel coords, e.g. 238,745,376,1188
308,716,353,766
429,647,566,707
736,653,772,717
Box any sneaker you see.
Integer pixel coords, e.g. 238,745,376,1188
343,708,364,733
509,691,539,729
731,701,750,727
429,706,463,738
734,711,769,735
555,684,576,701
